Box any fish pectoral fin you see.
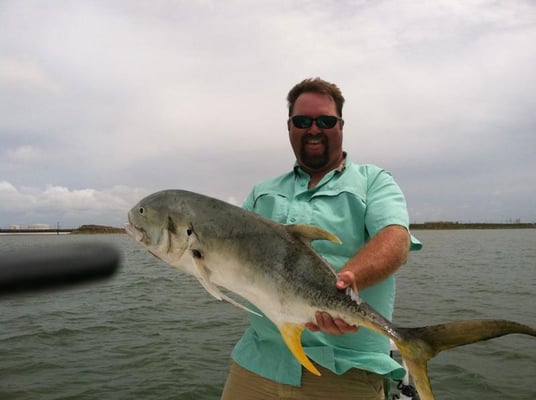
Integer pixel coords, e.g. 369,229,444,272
219,292,262,317
191,257,262,317
286,224,341,245
191,257,223,301
279,322,321,376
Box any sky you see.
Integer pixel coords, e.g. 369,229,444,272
1,0,535,228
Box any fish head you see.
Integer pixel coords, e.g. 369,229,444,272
125,190,191,269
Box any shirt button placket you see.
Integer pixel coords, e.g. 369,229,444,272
288,177,311,224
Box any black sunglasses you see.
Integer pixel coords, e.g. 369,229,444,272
290,115,342,129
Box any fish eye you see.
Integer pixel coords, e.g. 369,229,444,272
138,207,145,215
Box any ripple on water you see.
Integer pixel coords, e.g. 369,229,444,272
1,231,534,400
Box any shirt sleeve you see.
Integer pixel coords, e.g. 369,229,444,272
364,167,422,251
242,189,255,212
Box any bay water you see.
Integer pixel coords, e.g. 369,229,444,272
1,230,535,399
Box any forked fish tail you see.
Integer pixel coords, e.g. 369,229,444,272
394,319,536,400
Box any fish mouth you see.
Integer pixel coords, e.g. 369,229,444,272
124,216,146,243
125,221,161,260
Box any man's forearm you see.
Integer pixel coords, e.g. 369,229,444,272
338,225,410,291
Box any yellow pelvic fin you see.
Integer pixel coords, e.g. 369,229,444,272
279,323,321,376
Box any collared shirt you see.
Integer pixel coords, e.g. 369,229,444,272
231,158,422,386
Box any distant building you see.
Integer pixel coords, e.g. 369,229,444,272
8,224,21,230
28,224,50,230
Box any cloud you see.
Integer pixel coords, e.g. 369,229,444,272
6,145,55,164
0,0,535,226
0,181,37,213
0,59,63,93
0,181,150,227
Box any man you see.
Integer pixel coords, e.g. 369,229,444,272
221,78,421,400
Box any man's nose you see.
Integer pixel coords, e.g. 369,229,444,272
308,121,322,134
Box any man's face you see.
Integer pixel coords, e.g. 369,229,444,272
288,92,344,173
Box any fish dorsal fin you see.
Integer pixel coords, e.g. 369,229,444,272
286,224,341,245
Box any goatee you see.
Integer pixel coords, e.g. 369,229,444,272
300,134,330,170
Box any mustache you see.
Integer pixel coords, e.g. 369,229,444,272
301,133,327,145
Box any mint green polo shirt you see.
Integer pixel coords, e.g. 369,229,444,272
231,158,422,386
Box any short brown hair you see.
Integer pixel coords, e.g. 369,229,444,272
287,78,345,117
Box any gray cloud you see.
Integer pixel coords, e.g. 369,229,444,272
1,0,535,228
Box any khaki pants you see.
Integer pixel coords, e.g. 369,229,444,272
220,361,385,400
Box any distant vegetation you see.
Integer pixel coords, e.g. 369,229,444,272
0,224,125,234
410,221,535,230
71,225,126,234
2,222,534,234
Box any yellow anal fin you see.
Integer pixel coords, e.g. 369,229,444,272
279,323,321,376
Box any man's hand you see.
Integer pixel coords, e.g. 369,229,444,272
305,311,358,335
305,270,359,335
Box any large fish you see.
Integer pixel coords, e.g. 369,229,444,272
125,189,535,400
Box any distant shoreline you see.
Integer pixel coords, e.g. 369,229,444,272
70,225,126,234
0,225,126,235
409,222,536,230
1,222,534,235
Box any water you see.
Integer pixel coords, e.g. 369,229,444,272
1,230,535,399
